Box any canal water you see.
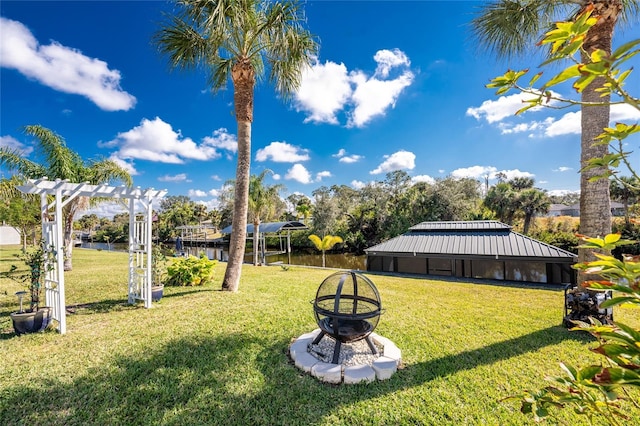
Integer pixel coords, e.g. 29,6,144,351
79,242,366,270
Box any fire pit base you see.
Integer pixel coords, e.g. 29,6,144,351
289,329,401,384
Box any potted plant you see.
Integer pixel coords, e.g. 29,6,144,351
2,243,55,335
151,244,167,302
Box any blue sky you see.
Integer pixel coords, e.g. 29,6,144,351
2,1,639,217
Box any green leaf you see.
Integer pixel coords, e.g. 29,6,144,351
611,39,640,60
544,64,580,87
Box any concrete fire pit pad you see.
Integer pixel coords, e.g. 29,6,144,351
289,329,401,384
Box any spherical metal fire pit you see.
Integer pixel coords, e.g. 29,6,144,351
312,271,382,364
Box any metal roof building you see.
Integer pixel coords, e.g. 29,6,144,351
365,221,577,285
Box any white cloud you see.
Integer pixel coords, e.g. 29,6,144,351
554,166,573,172
295,59,351,124
0,135,33,155
158,173,189,182
316,170,332,181
295,49,414,127
466,91,556,124
349,69,414,128
450,166,533,181
412,175,435,184
374,48,410,78
108,154,138,176
255,141,310,162
104,117,236,164
545,111,581,137
81,201,128,218
202,128,237,153
188,189,207,197
351,180,366,189
211,174,222,181
285,164,312,184
610,103,640,122
451,165,497,179
498,169,535,180
333,148,363,163
272,173,281,180
370,150,416,175
340,155,363,164
0,17,136,111
208,189,220,197
548,189,579,197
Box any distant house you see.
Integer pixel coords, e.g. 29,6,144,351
0,226,21,245
546,201,626,217
365,221,577,285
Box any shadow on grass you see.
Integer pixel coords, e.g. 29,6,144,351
0,325,592,425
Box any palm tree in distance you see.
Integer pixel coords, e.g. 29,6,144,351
248,170,284,266
471,0,639,282
0,125,132,270
155,0,318,292
308,234,343,268
518,187,551,235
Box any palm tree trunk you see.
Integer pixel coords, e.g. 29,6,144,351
222,60,255,292
222,120,251,291
577,1,620,286
523,213,532,235
253,219,260,266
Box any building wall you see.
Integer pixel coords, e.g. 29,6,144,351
367,255,576,285
0,226,21,245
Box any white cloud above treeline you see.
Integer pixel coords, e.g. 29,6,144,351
295,49,414,128
101,117,237,170
0,17,136,111
370,150,415,175
451,165,534,181
468,92,640,138
255,141,310,162
0,135,33,155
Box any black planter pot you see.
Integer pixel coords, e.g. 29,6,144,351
152,285,164,302
10,307,53,335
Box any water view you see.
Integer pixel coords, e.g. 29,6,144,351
79,242,366,270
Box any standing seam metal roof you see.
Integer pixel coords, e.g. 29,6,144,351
365,221,576,260
220,221,308,235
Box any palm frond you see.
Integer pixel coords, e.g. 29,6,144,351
470,0,565,58
87,159,133,187
24,125,81,181
0,147,45,178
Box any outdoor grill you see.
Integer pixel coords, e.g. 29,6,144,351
312,271,382,364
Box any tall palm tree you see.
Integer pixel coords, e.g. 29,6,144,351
248,169,284,265
155,0,318,292
0,125,132,270
472,0,639,281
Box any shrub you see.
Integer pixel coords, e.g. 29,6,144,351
165,254,216,286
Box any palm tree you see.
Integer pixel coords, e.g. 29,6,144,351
155,0,318,292
248,169,284,265
0,125,132,270
484,182,518,224
471,0,639,280
518,187,551,234
308,234,343,268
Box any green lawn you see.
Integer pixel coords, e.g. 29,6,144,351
1,247,638,425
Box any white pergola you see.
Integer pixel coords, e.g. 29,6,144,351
17,178,167,334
